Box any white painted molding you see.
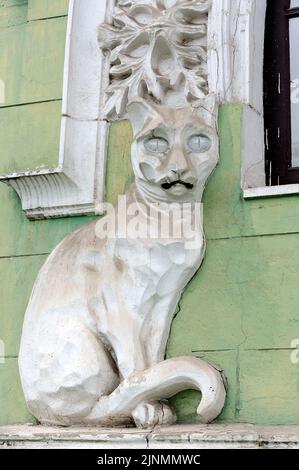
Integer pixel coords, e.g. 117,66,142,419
244,184,299,199
1,424,299,449
209,0,299,196
209,0,267,190
0,0,113,219
241,105,266,190
208,0,266,112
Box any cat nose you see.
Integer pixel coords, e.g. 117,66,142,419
170,161,189,176
170,168,189,180
169,161,188,176
168,150,189,175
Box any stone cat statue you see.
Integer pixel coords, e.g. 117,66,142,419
19,97,226,428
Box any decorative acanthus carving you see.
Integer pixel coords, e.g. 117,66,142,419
19,0,227,427
99,0,211,118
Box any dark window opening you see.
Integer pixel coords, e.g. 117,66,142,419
264,0,299,185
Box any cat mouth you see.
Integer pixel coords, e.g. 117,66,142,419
161,180,194,190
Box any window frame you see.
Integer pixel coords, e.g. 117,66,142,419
264,0,299,186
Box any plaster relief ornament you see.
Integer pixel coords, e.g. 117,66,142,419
98,0,211,118
19,0,227,428
19,97,226,427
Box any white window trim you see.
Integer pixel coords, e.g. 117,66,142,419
0,0,114,219
209,0,299,199
209,0,270,198
244,184,299,199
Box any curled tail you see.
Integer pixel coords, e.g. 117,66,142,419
85,356,226,426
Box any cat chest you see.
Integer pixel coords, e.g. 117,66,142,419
114,238,204,286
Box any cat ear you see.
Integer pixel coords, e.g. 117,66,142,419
127,98,160,137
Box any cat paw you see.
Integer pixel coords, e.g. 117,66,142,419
132,400,176,428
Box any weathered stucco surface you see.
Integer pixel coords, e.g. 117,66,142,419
1,0,299,426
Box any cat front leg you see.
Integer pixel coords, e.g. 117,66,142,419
102,323,147,379
104,323,176,428
130,300,178,428
118,331,177,428
142,295,180,367
98,292,177,427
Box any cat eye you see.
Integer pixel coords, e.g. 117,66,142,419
144,137,169,153
188,134,211,152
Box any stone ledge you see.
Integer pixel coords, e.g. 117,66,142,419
1,424,299,449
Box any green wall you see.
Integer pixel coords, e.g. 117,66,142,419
1,0,299,426
0,0,67,175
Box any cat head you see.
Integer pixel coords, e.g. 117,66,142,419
127,97,219,203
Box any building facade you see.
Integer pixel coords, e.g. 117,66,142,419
1,0,299,430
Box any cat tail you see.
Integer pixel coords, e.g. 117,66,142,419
85,356,226,426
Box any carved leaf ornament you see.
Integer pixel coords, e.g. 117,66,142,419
98,0,211,118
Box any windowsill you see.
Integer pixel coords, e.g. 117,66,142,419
243,184,299,199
